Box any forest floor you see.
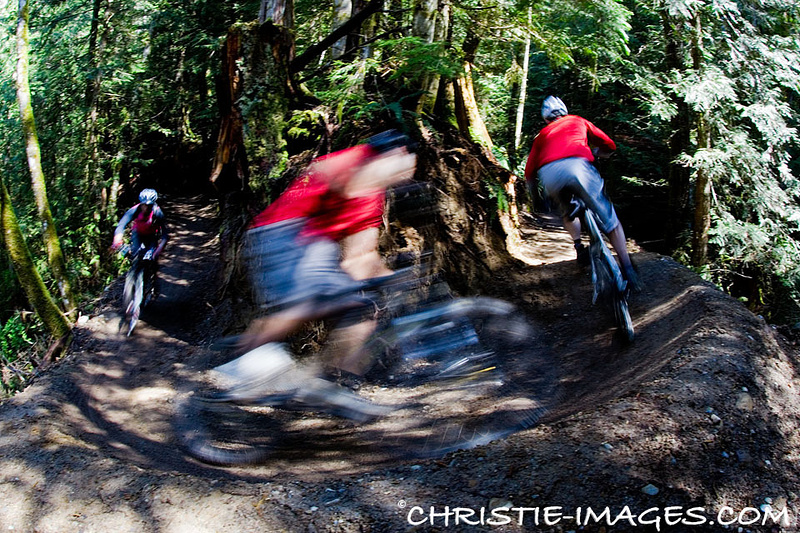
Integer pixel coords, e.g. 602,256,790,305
1,195,799,533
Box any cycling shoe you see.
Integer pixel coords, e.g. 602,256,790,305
290,378,393,423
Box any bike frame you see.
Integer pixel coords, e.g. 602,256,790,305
581,207,627,303
571,197,634,341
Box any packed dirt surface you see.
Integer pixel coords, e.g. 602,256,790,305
1,196,799,532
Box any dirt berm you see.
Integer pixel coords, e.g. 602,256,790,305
0,197,798,532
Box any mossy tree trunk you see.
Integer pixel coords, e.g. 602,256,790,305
210,20,295,292
453,29,493,150
1,176,72,341
16,0,76,316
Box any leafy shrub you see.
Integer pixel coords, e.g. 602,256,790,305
0,313,40,396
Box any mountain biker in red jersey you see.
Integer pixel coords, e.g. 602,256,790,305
216,130,417,421
112,188,169,300
112,188,169,256
524,96,641,291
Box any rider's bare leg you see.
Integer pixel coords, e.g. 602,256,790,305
606,224,633,270
236,301,317,353
320,320,378,376
562,216,582,242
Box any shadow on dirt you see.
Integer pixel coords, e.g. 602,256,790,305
2,198,798,532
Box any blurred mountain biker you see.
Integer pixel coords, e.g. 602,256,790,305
112,188,169,299
218,130,418,421
524,96,641,291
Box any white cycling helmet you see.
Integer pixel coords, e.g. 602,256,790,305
541,96,568,123
139,188,158,205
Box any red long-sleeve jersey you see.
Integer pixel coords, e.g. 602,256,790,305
524,115,616,181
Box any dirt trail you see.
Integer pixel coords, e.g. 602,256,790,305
1,197,799,532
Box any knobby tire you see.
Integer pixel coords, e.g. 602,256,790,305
585,210,635,343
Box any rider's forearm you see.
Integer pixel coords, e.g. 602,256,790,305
114,207,137,238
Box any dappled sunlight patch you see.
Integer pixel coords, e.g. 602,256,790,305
0,461,45,531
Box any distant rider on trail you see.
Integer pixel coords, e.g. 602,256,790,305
524,96,641,291
112,188,169,301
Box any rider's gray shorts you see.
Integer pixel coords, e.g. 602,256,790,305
537,157,619,234
242,218,360,309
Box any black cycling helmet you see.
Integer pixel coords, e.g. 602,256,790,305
139,188,158,205
366,129,417,154
541,96,568,123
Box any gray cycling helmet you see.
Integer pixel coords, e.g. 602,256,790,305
541,96,568,123
139,188,158,205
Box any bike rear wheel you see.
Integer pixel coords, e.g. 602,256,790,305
613,289,635,343
592,248,634,343
175,388,274,466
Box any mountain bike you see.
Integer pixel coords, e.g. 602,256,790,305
176,267,561,466
119,244,159,336
569,197,634,342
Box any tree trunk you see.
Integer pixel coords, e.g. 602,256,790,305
210,21,295,293
432,4,456,127
660,8,692,251
16,0,76,317
689,12,711,267
412,0,442,116
260,0,295,28
359,0,378,60
453,29,493,149
0,175,72,340
331,0,353,59
513,9,531,159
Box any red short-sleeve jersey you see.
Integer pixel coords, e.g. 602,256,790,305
249,145,385,241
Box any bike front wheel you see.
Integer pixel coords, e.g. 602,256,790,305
592,252,635,343
363,297,561,458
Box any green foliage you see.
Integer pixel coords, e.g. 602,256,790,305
312,46,448,126
1,313,32,360
314,59,378,122
0,312,40,396
485,179,510,214
376,37,464,84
